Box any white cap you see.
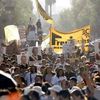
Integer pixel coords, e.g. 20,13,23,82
68,86,81,94
31,86,45,96
49,85,62,93
24,86,45,96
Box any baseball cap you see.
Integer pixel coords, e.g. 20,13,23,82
70,76,77,83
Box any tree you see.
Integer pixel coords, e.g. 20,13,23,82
13,0,35,26
45,0,56,16
56,0,100,39
0,0,35,39
56,9,75,32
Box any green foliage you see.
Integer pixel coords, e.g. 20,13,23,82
56,0,100,38
56,9,75,32
45,0,56,6
0,0,35,26
13,0,35,26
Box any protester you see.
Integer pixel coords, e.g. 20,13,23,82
0,70,21,100
43,66,53,83
51,68,65,85
25,66,37,85
0,41,100,100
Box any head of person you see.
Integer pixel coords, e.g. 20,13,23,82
0,63,6,71
0,70,21,100
30,86,45,100
93,76,100,86
56,68,64,78
28,65,37,73
55,58,60,64
14,74,26,88
42,82,51,95
69,77,77,87
71,90,84,100
65,64,71,72
34,74,43,87
28,91,40,100
48,85,62,98
21,95,30,100
14,67,20,75
44,66,52,76
42,59,47,65
40,66,45,74
59,90,71,100
81,55,87,63
20,65,26,73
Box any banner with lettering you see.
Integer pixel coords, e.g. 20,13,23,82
50,25,90,54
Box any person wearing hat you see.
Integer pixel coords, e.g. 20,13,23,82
0,70,21,100
48,85,62,100
30,86,45,100
69,76,77,88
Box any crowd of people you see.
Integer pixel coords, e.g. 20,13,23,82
0,48,100,100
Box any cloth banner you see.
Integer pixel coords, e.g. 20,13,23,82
50,25,90,54
36,0,54,24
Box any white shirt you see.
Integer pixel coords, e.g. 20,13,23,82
25,72,36,86
51,75,60,85
51,75,66,85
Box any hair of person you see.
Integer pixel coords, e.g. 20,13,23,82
72,90,84,99
59,90,70,99
28,91,40,100
21,95,30,100
56,68,64,78
29,65,37,73
43,66,52,78
42,82,51,95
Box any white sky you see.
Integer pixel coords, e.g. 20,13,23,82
32,0,72,14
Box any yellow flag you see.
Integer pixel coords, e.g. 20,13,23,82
36,0,54,24
50,25,90,54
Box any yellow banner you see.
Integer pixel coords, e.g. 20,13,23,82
50,25,90,54
36,0,54,24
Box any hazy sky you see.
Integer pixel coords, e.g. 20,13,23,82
32,0,71,14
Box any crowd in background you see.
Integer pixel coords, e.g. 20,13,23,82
0,48,100,100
